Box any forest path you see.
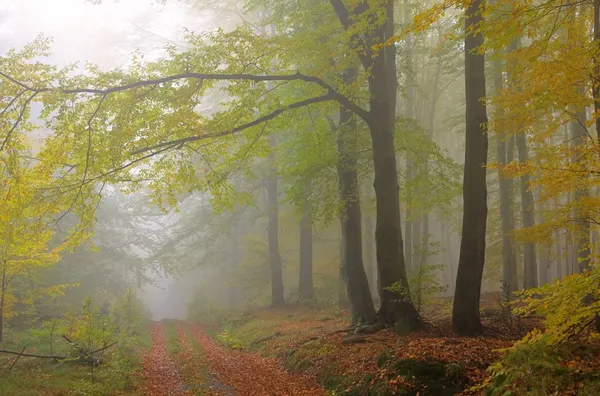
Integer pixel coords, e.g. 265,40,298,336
141,321,323,395
189,323,325,396
141,322,190,396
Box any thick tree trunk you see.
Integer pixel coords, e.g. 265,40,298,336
492,52,518,296
329,0,420,329
299,188,314,302
368,1,420,330
267,135,285,308
452,0,488,336
337,104,377,325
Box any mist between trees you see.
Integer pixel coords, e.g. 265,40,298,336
0,0,599,395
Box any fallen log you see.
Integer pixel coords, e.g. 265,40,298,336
0,339,118,365
0,349,67,360
251,331,284,345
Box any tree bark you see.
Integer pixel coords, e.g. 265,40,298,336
370,1,420,329
337,103,377,325
267,135,285,308
452,0,489,336
298,187,314,302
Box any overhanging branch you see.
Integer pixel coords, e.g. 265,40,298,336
131,91,338,155
0,70,370,123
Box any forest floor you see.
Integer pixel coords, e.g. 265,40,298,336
141,320,324,396
3,293,600,395
137,293,544,395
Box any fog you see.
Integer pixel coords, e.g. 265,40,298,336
0,0,474,322
0,0,570,338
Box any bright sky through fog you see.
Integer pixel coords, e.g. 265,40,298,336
0,0,211,69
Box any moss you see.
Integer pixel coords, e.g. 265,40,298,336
377,351,392,368
392,358,466,396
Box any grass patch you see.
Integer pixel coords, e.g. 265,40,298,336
487,338,600,396
162,320,182,357
0,358,140,396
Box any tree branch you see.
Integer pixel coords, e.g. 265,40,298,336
0,71,369,122
131,91,342,155
329,0,372,70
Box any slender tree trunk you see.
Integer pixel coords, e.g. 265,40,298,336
506,38,538,289
0,265,5,343
299,186,314,302
362,181,377,300
404,4,415,272
421,27,443,268
556,230,563,281
338,223,348,308
452,0,488,336
267,135,285,308
338,102,377,325
492,51,518,296
571,88,591,273
594,0,600,141
517,131,538,288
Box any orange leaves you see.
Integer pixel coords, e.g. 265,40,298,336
141,323,190,396
189,323,324,396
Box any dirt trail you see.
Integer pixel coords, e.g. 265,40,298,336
190,324,325,396
141,322,189,396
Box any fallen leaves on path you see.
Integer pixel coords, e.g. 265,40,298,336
175,324,232,396
141,322,189,396
190,324,325,396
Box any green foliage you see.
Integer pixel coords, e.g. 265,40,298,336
487,337,600,396
216,327,243,349
386,239,448,313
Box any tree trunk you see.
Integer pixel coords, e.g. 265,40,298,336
421,27,443,268
492,50,518,296
555,229,563,281
338,224,348,308
267,135,285,308
594,0,600,141
0,265,5,343
329,0,420,329
517,131,538,288
368,1,420,329
571,88,591,273
506,38,537,289
337,97,377,325
362,181,377,301
404,4,415,272
452,0,488,336
299,186,314,302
